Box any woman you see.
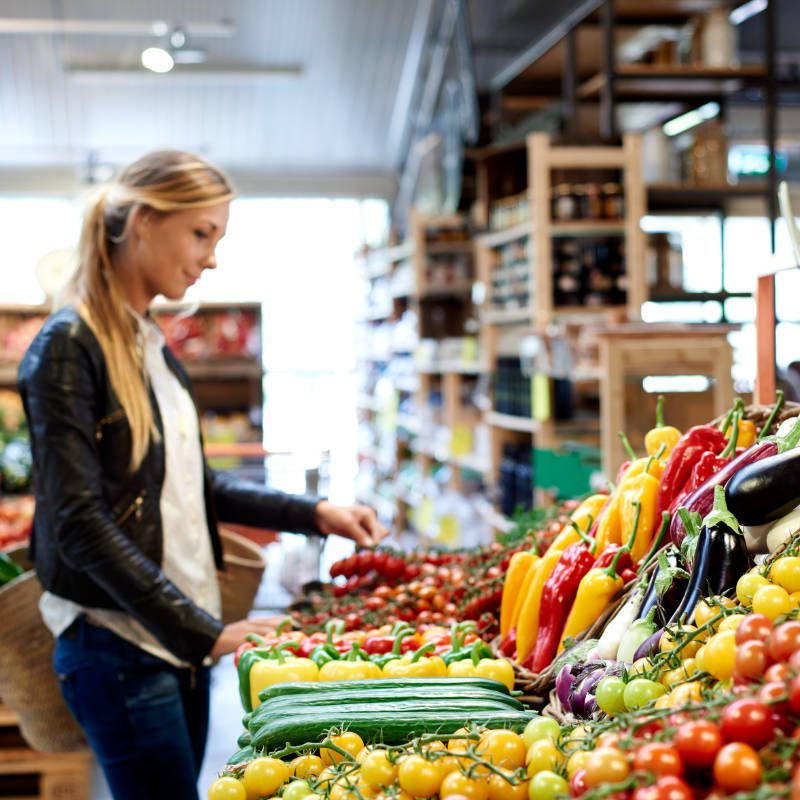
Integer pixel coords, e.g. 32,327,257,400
17,150,387,800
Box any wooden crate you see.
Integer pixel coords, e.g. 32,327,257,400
0,704,91,800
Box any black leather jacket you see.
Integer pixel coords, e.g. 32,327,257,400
18,307,322,666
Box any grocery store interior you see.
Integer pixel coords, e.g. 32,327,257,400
1,0,800,798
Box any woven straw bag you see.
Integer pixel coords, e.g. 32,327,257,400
0,571,87,752
217,527,268,624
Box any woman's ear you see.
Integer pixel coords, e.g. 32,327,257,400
129,206,153,240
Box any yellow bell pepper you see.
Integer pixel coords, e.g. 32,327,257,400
723,417,756,450
250,654,319,709
381,643,447,678
500,549,539,637
618,473,659,564
319,642,383,681
447,656,515,691
557,548,627,653
544,494,610,556
514,548,564,663
644,395,682,458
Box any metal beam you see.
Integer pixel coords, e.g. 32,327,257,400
489,0,604,91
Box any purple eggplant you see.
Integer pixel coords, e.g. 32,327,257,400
633,628,664,662
670,441,777,549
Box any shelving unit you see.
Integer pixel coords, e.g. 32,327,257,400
474,132,646,502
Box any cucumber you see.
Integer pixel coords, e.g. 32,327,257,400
237,729,252,749
251,708,532,751
257,676,511,704
250,686,523,725
226,745,255,766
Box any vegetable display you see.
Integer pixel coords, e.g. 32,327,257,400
211,392,800,800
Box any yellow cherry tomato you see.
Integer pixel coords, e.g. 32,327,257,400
321,732,365,765
717,614,746,633
488,771,529,800
736,572,770,605
770,556,800,593
397,754,445,798
478,729,527,770
525,738,561,776
243,757,290,799
659,624,702,658
291,754,325,779
703,630,737,680
752,584,797,620
208,776,246,800
566,749,591,778
360,749,398,789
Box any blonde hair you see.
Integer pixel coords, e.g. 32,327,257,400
67,150,234,471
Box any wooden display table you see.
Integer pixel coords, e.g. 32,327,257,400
0,702,91,799
598,324,735,477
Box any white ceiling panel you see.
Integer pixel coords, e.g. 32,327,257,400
0,0,428,193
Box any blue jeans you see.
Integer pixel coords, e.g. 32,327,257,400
54,616,210,800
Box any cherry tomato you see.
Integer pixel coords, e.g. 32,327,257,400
291,754,325,779
768,620,800,661
478,729,526,770
721,699,774,748
651,776,693,800
440,770,489,800
766,661,791,682
360,749,398,788
321,731,365,765
674,720,723,768
753,584,796,620
632,743,683,778
712,742,762,792
243,757,291,798
487,772,528,800
525,738,561,775
522,716,561,748
582,747,630,788
283,780,314,800
527,771,569,800
596,676,627,715
789,674,800,715
770,556,800,593
569,768,588,798
736,572,770,605
735,613,773,644
397,754,445,798
703,630,736,681
208,776,246,800
759,680,790,715
623,678,666,709
734,639,769,681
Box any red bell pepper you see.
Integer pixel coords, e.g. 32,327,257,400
523,542,595,673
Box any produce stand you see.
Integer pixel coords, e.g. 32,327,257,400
209,392,800,800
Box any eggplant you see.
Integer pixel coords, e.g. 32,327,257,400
618,609,658,663
638,545,689,627
633,627,664,662
726,448,800,526
573,663,626,718
670,440,778,548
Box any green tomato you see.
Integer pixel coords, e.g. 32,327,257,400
283,781,313,800
623,678,666,710
522,715,561,749
528,769,569,800
595,676,627,716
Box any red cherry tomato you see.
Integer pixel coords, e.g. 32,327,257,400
713,743,762,792
632,743,684,778
790,674,800,715
674,720,723,769
768,620,800,662
734,639,769,681
735,613,773,645
652,776,693,800
720,699,774,748
569,767,588,797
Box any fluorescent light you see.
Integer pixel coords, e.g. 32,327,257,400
643,376,711,393
729,0,768,25
67,66,304,84
141,46,174,73
662,102,720,136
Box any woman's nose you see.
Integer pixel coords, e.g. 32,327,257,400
204,250,218,270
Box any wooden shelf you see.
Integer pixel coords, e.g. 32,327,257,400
184,360,262,381
425,241,473,255
552,304,628,316
475,223,532,249
482,307,533,325
203,442,266,459
420,282,475,299
485,411,540,433
0,704,18,726
550,220,627,236
647,182,770,211
417,361,487,375
410,443,490,474
648,289,752,303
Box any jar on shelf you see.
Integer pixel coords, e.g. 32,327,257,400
584,183,603,220
552,183,576,221
602,183,624,219
571,184,587,219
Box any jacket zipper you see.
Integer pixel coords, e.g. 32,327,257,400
116,490,146,527
95,409,127,442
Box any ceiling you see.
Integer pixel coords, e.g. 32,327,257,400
0,1,793,197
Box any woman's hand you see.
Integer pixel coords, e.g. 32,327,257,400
314,500,389,547
210,616,284,660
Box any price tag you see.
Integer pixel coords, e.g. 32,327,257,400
532,374,551,422
461,337,477,364
450,424,473,457
415,498,434,535
438,514,459,547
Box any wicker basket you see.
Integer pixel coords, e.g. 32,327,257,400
711,400,800,434
0,572,87,752
217,527,268,625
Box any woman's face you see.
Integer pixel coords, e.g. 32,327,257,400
121,201,230,313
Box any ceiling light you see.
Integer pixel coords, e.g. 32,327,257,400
141,46,174,73
729,0,768,25
662,102,720,136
